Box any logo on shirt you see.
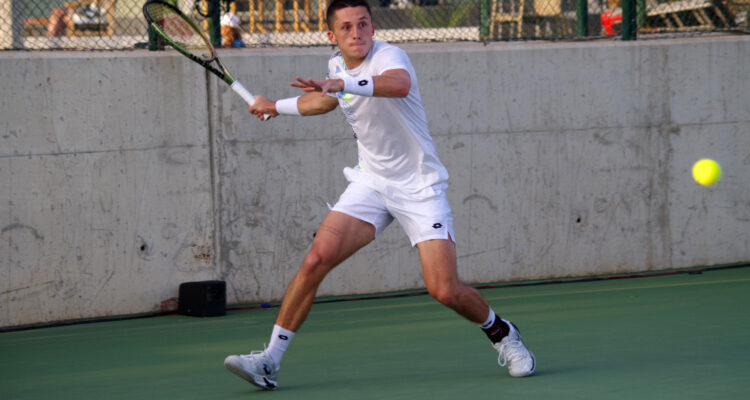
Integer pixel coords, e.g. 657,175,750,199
337,91,353,103
432,223,443,229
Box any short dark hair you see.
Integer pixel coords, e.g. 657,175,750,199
326,0,372,29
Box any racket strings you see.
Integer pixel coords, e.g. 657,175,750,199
145,3,213,61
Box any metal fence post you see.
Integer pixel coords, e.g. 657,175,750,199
208,0,221,47
576,0,588,37
622,0,637,40
637,0,646,29
0,0,24,49
479,0,490,40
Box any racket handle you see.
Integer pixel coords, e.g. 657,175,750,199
231,81,270,120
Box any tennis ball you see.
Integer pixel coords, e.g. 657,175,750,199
692,159,722,186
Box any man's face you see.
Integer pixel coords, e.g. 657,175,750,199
327,6,375,67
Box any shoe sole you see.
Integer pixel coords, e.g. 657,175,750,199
224,357,277,390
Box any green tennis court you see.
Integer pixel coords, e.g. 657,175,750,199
2,265,749,400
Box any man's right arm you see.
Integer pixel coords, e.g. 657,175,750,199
298,92,339,116
248,93,338,120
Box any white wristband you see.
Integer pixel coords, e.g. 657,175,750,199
343,76,374,97
275,96,301,116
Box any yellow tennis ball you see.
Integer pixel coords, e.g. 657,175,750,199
692,159,722,186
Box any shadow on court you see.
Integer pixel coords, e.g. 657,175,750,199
2,266,749,400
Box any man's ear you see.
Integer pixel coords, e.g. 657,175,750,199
327,30,336,44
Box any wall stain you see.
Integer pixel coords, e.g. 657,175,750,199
462,194,498,212
1,224,44,241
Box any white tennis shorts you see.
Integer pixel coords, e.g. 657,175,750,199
331,168,455,247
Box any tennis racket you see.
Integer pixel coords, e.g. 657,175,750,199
143,0,268,119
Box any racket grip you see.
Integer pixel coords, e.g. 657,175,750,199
231,81,270,120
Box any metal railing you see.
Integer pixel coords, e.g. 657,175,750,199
1,0,748,50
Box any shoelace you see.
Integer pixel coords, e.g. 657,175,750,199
243,350,266,359
497,340,525,367
241,344,269,359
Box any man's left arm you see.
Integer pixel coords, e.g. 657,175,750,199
369,69,411,98
291,69,411,98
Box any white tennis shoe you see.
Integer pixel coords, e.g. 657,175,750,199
493,320,536,377
224,350,279,390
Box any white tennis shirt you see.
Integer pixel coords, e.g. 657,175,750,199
327,40,449,198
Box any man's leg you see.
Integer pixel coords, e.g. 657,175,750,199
276,210,376,331
46,8,68,38
416,238,488,323
417,238,535,377
225,211,376,390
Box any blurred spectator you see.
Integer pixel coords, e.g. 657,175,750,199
46,6,69,37
220,12,246,48
46,0,107,37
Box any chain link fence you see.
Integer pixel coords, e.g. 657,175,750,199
1,0,748,50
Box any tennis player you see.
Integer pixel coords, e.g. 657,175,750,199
224,0,535,390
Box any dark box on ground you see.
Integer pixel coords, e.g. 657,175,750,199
178,280,226,317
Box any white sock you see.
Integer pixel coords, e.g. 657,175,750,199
479,307,496,329
266,324,295,366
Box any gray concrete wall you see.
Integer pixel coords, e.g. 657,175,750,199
1,36,749,327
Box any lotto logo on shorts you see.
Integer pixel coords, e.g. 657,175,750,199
432,223,443,229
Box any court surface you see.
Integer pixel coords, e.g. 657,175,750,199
2,265,749,400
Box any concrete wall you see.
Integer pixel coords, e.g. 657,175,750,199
1,36,749,327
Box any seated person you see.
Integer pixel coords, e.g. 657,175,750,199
46,0,107,37
220,12,246,48
46,6,69,37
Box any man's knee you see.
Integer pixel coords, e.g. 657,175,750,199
428,284,462,309
298,248,334,281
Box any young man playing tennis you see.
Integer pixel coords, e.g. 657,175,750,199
224,0,535,390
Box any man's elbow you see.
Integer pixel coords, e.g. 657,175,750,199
381,70,411,97
394,82,410,98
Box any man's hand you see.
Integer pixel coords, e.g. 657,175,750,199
291,76,344,96
248,95,278,120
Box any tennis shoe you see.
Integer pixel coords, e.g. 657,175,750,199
224,350,279,390
493,320,535,377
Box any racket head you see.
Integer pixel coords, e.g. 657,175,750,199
143,0,216,63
